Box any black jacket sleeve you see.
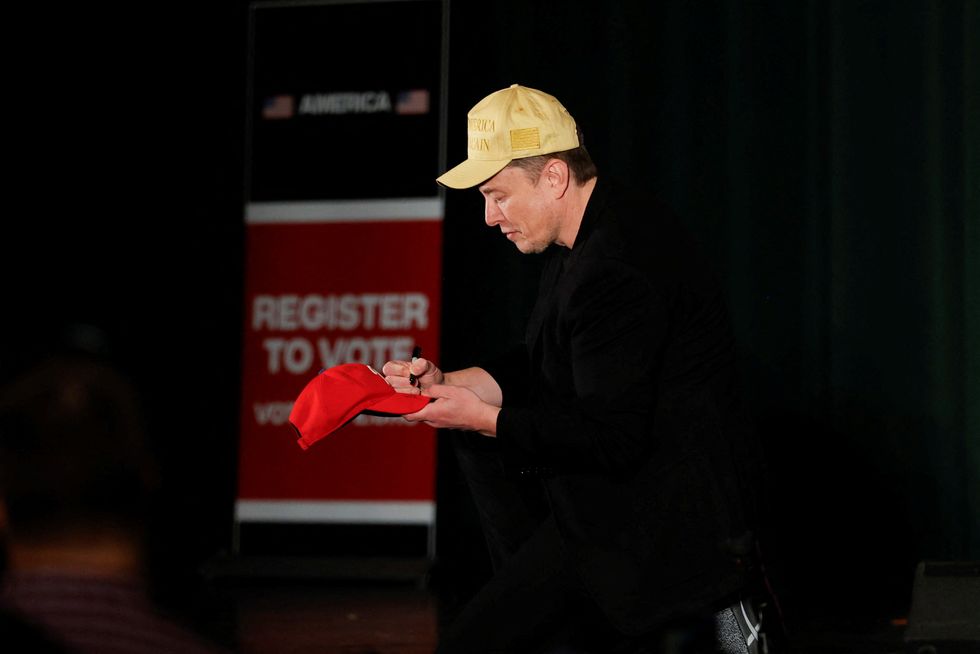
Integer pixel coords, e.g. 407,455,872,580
495,257,670,476
478,343,531,408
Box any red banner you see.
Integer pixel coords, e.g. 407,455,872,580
236,214,441,517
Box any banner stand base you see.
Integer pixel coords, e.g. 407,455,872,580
201,552,432,586
224,518,435,585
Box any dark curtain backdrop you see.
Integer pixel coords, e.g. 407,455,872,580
3,0,976,635
436,0,980,623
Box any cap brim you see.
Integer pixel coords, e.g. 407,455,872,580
368,392,433,415
436,158,511,189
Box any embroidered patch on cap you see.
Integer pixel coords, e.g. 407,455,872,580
510,127,541,151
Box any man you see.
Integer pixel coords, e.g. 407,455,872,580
384,84,769,653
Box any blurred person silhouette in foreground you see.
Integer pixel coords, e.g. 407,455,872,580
0,349,227,654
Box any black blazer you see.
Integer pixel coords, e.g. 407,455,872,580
484,177,764,634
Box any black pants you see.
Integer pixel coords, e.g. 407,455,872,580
438,435,721,654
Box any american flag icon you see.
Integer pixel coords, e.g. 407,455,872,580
395,89,430,115
262,94,294,120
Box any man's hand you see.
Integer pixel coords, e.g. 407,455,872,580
383,357,444,394
382,359,504,433
403,384,500,436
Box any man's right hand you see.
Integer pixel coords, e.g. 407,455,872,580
383,357,444,394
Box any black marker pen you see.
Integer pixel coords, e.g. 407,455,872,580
408,346,423,387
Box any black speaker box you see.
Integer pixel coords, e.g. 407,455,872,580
904,561,980,654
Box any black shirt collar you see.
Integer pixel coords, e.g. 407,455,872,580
564,176,611,267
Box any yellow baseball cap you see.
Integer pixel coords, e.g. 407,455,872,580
436,84,580,189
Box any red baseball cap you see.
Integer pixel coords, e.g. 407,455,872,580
288,363,432,450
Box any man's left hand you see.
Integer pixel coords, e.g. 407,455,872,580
403,384,500,436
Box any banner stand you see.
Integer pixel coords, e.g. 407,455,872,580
230,0,448,574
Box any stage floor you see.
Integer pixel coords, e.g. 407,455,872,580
195,578,909,654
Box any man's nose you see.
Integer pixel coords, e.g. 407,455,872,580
484,197,502,227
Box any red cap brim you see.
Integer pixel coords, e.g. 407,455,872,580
367,392,433,415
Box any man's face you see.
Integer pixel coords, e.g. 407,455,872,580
479,165,560,254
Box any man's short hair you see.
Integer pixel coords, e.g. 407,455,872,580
506,127,598,186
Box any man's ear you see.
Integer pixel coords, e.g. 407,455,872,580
543,158,570,199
